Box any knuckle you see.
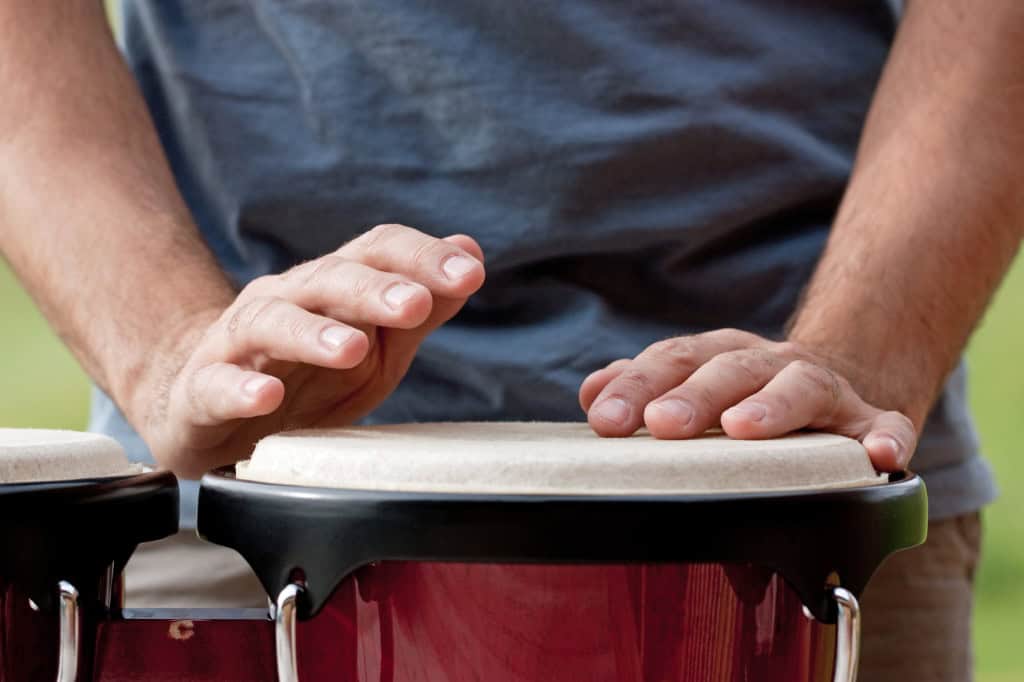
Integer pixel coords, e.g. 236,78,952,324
409,238,439,270
683,384,716,414
717,349,774,382
766,391,795,414
302,256,340,284
349,272,374,301
788,360,843,409
286,316,313,341
277,260,312,283
361,223,403,251
227,296,279,337
614,368,653,395
241,275,277,297
343,226,384,256
186,367,212,415
708,327,757,345
647,338,699,374
887,410,915,432
692,385,716,411
787,358,818,377
773,340,802,358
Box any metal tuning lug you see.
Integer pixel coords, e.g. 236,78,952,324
56,581,80,682
831,587,861,682
275,583,303,682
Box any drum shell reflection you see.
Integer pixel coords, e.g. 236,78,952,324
298,561,837,682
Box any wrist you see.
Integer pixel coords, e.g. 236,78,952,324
115,304,225,438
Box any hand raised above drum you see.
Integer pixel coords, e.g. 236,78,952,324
579,329,917,472
139,224,485,478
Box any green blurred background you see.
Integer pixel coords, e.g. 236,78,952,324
0,3,1019,679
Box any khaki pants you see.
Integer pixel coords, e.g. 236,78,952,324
124,531,268,608
859,513,981,682
125,514,982,679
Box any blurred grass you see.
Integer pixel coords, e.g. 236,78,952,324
967,254,1024,680
1,252,1022,678
0,264,91,429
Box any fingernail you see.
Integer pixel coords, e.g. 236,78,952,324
651,399,694,426
384,282,420,309
442,255,478,280
320,326,354,350
725,402,766,422
594,398,630,426
243,376,272,397
865,435,904,467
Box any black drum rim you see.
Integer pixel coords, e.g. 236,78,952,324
0,469,180,609
198,466,927,623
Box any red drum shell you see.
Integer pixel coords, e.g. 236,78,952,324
1,580,57,681
298,562,837,682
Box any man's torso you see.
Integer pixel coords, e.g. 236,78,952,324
97,0,994,523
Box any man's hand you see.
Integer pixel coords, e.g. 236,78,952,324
136,225,485,478
579,0,1024,465
579,329,916,472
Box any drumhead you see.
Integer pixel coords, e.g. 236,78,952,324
236,422,885,495
0,428,142,483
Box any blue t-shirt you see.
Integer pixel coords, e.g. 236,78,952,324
95,0,994,527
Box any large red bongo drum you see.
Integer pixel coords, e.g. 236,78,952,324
199,422,927,682
0,429,178,681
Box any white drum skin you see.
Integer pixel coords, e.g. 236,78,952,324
237,422,885,495
0,428,141,483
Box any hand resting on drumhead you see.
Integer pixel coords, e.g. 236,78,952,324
579,329,917,473
140,225,485,478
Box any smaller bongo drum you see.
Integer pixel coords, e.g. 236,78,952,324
0,429,178,681
199,422,927,682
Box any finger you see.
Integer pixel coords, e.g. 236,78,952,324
720,360,854,439
217,297,370,367
443,234,485,263
267,259,435,329
579,359,631,412
644,348,784,439
181,363,284,427
354,234,488,368
720,361,918,472
588,329,764,437
385,234,487,342
339,224,485,297
859,411,917,472
411,232,487,329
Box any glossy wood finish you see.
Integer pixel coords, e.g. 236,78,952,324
297,562,836,681
1,579,58,681
1,563,836,681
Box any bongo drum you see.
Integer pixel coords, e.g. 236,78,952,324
199,422,927,682
0,429,178,681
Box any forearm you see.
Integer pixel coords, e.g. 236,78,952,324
0,3,233,423
789,0,1024,428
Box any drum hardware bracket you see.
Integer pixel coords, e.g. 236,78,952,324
275,583,303,682
57,580,80,682
102,562,116,612
831,587,861,682
120,607,272,621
